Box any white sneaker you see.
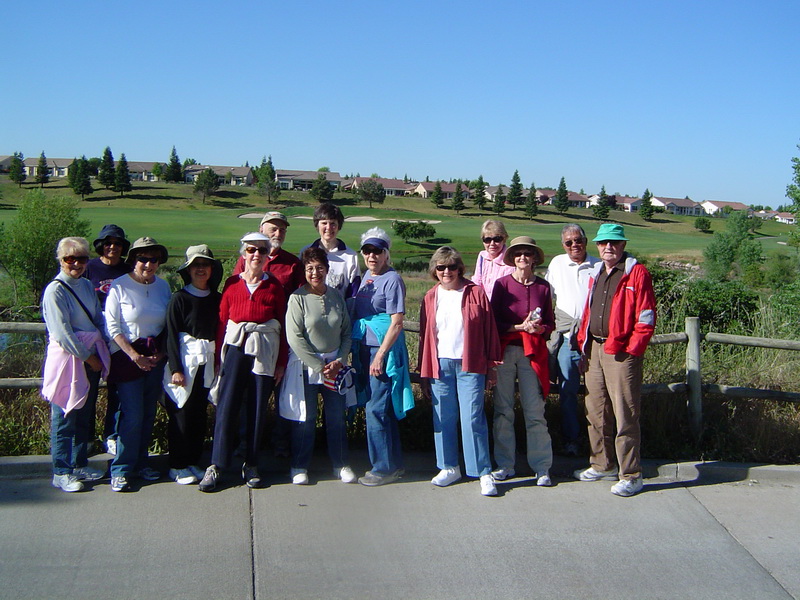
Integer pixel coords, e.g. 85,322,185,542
335,466,357,484
169,468,198,485
536,472,553,487
52,474,84,492
491,467,516,481
431,466,462,487
105,438,117,456
479,474,497,496
611,477,644,497
573,466,619,481
290,468,309,485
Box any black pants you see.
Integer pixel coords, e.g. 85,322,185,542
165,365,209,469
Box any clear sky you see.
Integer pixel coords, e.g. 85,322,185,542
2,1,798,207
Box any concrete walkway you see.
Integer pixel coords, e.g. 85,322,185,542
1,452,798,600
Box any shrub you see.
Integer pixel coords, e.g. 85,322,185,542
694,217,711,232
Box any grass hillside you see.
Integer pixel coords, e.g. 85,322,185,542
0,176,794,265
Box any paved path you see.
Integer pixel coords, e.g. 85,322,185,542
1,452,798,600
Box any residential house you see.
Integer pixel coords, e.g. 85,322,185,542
276,170,342,191
23,157,74,178
701,200,751,216
412,181,469,200
652,196,704,216
125,161,167,182
184,164,254,186
774,212,796,225
347,177,416,197
754,210,778,220
0,156,12,172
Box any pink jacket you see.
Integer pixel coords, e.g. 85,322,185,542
418,280,502,378
473,249,515,301
42,330,110,414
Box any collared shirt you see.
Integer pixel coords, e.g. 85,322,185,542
589,259,625,339
545,252,600,320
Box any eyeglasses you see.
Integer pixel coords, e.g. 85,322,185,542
135,256,160,265
563,239,586,247
305,266,327,273
435,264,458,272
514,251,535,258
245,246,269,255
482,236,504,244
62,256,89,265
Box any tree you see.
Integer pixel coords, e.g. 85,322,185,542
524,181,538,219
592,185,611,220
472,175,487,211
317,166,331,172
508,170,523,210
86,157,101,176
694,217,712,232
310,173,334,202
194,167,219,203
554,177,570,214
358,178,385,208
98,146,115,189
114,153,132,196
786,142,800,212
451,182,465,214
165,146,182,183
430,181,444,208
151,162,163,181
703,210,762,281
493,184,506,215
392,220,436,241
71,156,94,200
9,152,26,187
254,155,280,203
639,188,654,221
35,152,49,187
0,190,91,301
67,157,79,190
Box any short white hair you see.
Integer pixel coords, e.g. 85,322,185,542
56,237,90,260
360,226,391,249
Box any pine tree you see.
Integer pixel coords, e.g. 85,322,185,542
72,156,94,200
67,157,79,190
593,185,611,220
98,147,115,189
493,184,506,215
114,153,132,196
452,182,465,214
472,175,487,211
310,172,334,202
194,167,219,203
430,181,444,208
524,181,538,220
554,177,570,214
165,146,183,183
508,170,523,210
35,152,49,187
358,178,385,208
639,188,655,221
9,152,26,187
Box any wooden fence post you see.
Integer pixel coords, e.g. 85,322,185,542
685,316,702,439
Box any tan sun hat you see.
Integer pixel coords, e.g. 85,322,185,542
503,236,545,267
177,244,223,290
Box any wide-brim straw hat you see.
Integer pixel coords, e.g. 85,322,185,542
125,237,169,265
503,236,545,267
177,244,223,290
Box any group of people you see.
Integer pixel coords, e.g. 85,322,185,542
41,204,656,498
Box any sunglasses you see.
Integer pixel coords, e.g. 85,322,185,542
362,246,383,256
435,264,458,272
104,240,124,247
482,236,504,244
245,246,269,255
135,256,160,265
62,256,89,265
514,251,535,258
563,239,586,247
596,240,624,247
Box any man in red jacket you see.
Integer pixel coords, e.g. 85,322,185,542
574,223,656,497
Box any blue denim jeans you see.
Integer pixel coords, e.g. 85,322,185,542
430,358,491,478
50,368,100,475
556,336,582,443
291,376,348,470
111,364,165,477
361,345,403,475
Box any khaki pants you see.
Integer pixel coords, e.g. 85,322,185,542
584,341,643,480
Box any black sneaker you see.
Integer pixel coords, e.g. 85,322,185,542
199,465,220,492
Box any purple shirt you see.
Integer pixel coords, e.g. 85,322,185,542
490,274,554,338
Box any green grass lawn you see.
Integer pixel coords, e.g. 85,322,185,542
1,176,795,266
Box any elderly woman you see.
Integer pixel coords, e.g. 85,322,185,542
163,245,222,485
41,237,110,492
473,219,514,301
105,237,172,492
84,224,132,456
418,247,502,497
490,236,555,487
300,202,361,310
281,247,355,485
199,233,288,492
352,227,414,487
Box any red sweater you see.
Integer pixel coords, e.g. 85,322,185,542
232,248,305,300
217,274,289,369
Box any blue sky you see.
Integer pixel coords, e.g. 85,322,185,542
2,1,798,207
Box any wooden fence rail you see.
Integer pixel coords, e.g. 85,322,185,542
2,317,798,437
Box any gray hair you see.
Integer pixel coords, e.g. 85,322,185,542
56,237,90,261
561,223,586,240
